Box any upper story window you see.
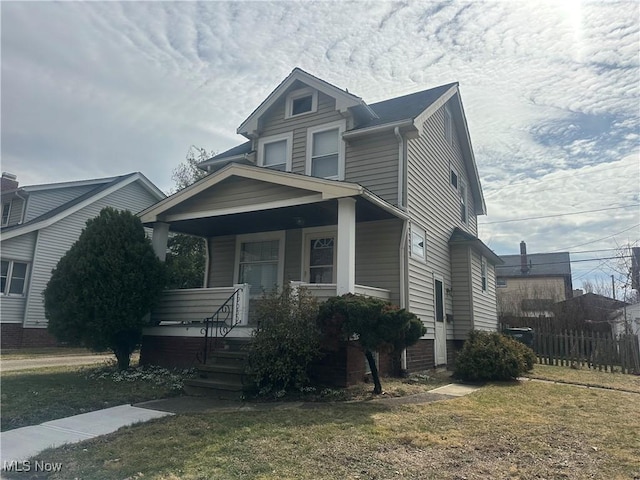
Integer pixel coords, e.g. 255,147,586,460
1,259,28,295
285,87,318,119
444,105,453,145
257,133,293,172
306,120,346,180
2,202,11,226
410,224,426,261
459,180,468,224
450,168,458,190
480,256,487,292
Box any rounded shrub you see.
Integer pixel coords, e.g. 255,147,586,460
454,330,536,382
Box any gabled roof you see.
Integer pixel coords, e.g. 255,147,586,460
449,227,503,265
139,163,407,225
1,172,165,241
496,252,572,277
237,68,376,137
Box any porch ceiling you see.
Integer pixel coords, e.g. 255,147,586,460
168,197,398,237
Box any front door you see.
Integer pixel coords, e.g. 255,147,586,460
434,277,447,365
304,231,336,284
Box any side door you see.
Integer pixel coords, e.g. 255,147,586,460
434,276,447,365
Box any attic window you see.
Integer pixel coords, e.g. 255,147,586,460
1,202,11,226
285,88,317,119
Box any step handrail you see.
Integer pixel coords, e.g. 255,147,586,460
198,288,243,364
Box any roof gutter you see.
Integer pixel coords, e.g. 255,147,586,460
343,119,415,139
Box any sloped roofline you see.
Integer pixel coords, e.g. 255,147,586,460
237,68,377,138
1,173,165,241
139,163,408,224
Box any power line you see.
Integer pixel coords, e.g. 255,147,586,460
479,204,640,225
498,255,633,269
552,224,640,251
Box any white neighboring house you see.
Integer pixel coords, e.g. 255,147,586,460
0,172,165,348
609,303,640,347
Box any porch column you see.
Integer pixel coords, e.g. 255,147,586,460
336,197,356,295
151,222,170,262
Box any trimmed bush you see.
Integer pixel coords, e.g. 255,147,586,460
454,330,536,381
247,285,322,396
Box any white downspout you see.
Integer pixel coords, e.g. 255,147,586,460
395,127,405,209
395,126,410,371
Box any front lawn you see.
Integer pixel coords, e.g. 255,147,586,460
525,364,640,393
1,364,192,431
10,367,640,479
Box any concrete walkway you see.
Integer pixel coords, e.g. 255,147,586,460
1,383,481,466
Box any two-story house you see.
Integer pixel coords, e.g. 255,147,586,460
0,172,165,348
139,68,501,377
496,241,573,319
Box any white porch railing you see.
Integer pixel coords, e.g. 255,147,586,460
291,282,391,301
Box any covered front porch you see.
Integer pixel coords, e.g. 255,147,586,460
139,164,408,366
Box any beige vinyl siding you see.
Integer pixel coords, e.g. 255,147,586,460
259,90,344,176
165,178,314,217
345,132,399,205
355,219,402,305
450,244,473,338
406,105,476,339
207,235,235,287
471,251,498,331
22,181,161,328
1,232,37,323
24,185,98,223
284,229,302,283
150,288,237,323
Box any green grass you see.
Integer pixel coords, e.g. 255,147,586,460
7,366,640,479
0,364,188,431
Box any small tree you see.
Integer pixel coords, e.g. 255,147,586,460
247,285,322,395
44,207,167,370
318,294,426,394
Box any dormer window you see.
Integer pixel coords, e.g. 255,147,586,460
1,202,11,226
285,87,318,119
258,133,293,171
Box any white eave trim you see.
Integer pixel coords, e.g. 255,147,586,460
413,84,458,135
343,119,415,139
1,174,161,241
198,153,253,170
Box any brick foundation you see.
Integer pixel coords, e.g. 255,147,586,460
141,335,207,368
1,325,59,349
406,339,435,372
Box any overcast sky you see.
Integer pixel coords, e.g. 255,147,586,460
2,1,639,293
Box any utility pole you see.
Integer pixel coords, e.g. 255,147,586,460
611,275,616,300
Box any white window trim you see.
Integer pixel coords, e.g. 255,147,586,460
409,223,426,263
1,202,12,227
301,226,337,283
305,120,346,181
459,179,468,225
1,259,29,296
480,255,487,293
233,231,286,294
257,132,293,172
285,87,318,119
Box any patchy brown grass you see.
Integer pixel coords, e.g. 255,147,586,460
12,376,640,480
526,363,640,393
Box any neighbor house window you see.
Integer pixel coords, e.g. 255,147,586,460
410,224,426,261
235,232,284,295
496,277,507,288
444,105,453,145
1,202,11,226
258,133,293,171
285,88,318,119
1,259,28,295
480,256,487,292
306,121,345,180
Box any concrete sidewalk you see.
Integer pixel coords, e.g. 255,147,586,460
1,405,172,465
1,383,481,466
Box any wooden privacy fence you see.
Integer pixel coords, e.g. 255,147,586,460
533,330,640,374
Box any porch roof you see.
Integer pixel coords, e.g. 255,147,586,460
140,163,407,237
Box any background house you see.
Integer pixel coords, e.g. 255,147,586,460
496,241,572,319
1,172,165,348
140,67,501,382
552,292,629,333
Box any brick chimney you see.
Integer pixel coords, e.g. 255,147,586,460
520,241,529,275
1,172,18,192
